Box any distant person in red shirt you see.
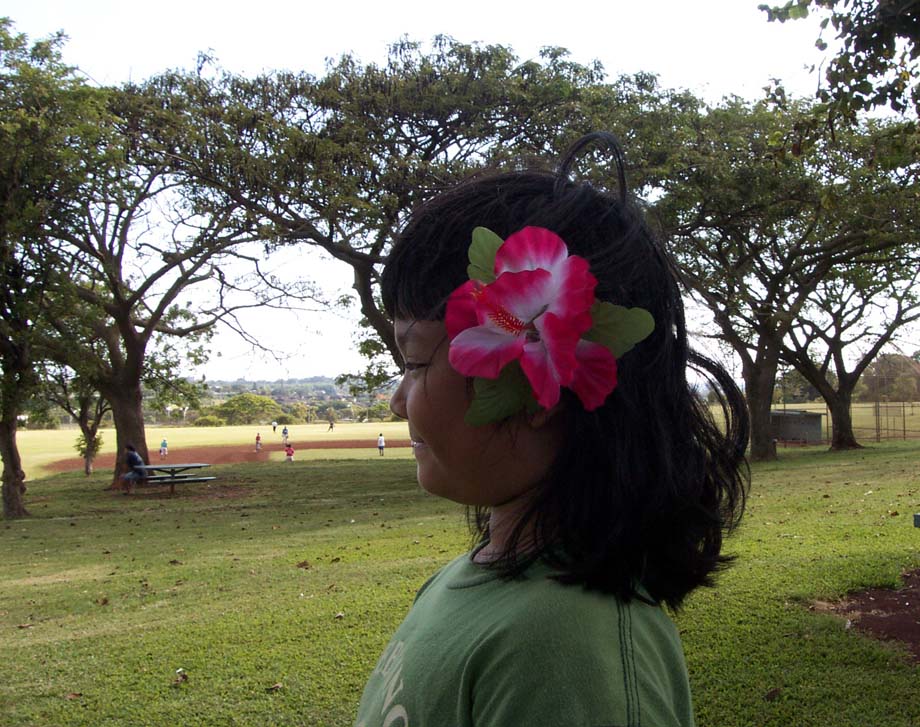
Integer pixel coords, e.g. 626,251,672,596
284,443,294,462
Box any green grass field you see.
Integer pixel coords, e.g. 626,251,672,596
2,441,919,726
17,422,413,479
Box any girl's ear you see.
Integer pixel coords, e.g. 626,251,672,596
527,402,564,430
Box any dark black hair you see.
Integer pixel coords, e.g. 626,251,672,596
381,132,749,608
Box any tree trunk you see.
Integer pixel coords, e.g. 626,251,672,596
353,261,399,364
0,416,28,518
77,421,99,477
826,390,863,451
743,354,779,462
106,384,149,488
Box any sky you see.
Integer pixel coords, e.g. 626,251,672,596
8,0,828,381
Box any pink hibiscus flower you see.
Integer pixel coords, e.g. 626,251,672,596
445,226,617,410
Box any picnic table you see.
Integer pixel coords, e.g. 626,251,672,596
135,463,215,495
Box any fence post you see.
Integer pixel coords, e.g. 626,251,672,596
904,401,907,440
875,400,881,443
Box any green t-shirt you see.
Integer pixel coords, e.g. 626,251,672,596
354,552,694,727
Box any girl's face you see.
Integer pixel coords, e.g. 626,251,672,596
390,318,562,507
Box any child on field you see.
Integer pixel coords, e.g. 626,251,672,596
284,443,294,462
159,438,168,458
377,433,385,456
353,132,749,727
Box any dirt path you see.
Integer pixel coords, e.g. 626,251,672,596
48,439,412,473
815,568,920,663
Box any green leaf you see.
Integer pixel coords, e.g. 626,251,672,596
464,363,538,426
466,227,504,283
583,302,655,358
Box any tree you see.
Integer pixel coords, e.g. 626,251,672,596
152,38,645,365
37,362,110,475
649,98,920,459
0,20,110,517
860,352,920,399
781,256,920,447
38,81,320,486
891,372,919,400
774,366,824,403
761,0,920,117
215,393,283,425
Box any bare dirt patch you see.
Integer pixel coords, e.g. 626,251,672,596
48,439,411,473
813,569,920,663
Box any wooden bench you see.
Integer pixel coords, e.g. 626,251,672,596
134,464,214,495
145,474,217,494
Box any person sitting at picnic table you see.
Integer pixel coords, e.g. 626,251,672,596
284,443,295,462
120,444,146,494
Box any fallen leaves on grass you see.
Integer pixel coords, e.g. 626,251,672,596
764,687,782,702
266,683,283,693
172,668,189,688
296,560,311,569
17,623,33,629
65,693,82,700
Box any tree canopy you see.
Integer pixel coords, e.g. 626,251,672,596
761,0,920,117
0,19,112,516
215,393,284,425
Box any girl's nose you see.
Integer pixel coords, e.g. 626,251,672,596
390,376,408,420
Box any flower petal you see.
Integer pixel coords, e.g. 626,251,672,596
495,227,569,276
535,311,581,386
449,326,526,379
543,255,597,328
520,341,563,410
519,312,581,408
445,280,483,340
485,268,553,325
569,340,618,410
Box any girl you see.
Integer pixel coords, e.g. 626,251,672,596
354,133,749,727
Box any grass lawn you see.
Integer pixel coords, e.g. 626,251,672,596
2,442,919,726
17,421,412,479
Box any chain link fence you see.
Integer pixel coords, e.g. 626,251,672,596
777,401,920,443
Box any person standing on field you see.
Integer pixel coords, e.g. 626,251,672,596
377,433,386,456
